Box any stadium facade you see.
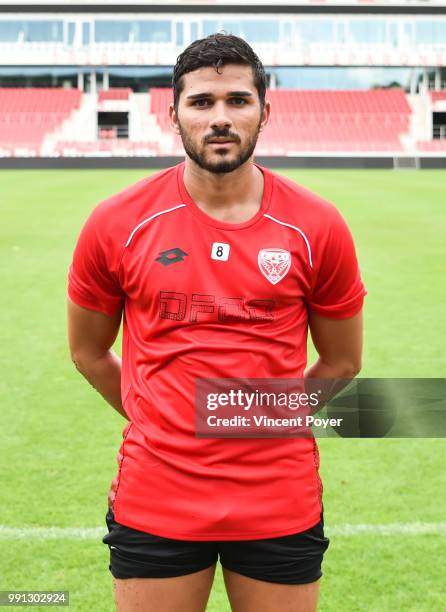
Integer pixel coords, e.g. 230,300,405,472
0,0,445,167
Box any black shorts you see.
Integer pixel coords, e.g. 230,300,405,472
102,508,330,585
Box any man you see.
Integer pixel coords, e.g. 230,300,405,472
67,34,365,612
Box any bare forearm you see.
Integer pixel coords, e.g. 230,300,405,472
72,350,129,420
305,357,360,380
304,357,361,414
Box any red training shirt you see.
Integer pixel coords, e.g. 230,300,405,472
68,162,366,540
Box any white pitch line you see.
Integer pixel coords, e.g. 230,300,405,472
0,526,105,540
0,523,445,540
327,523,446,536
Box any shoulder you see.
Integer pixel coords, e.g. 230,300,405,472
84,164,182,248
263,169,356,267
91,164,180,225
266,168,343,232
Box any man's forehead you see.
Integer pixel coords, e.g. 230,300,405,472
181,64,256,94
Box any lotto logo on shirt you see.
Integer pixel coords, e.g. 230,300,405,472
158,291,275,323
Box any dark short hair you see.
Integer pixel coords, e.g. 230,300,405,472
172,33,266,110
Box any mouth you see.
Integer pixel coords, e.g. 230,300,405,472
206,138,237,145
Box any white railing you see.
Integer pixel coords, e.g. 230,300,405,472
0,40,445,67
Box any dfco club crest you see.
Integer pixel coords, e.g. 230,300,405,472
258,248,291,285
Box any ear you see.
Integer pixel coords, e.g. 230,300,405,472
169,103,181,135
258,99,271,133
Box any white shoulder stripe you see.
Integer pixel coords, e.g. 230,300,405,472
263,213,313,268
125,204,186,247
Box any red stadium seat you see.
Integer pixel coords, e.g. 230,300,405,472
0,88,82,153
430,92,446,103
416,140,446,152
98,88,132,102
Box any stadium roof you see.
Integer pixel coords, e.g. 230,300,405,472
2,0,446,6
2,0,446,14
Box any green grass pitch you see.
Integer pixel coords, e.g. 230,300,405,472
0,168,445,611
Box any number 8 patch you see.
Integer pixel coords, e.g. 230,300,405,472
211,242,230,261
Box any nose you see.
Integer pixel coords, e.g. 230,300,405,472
209,101,232,131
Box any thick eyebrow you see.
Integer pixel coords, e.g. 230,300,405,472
186,91,254,100
227,91,253,97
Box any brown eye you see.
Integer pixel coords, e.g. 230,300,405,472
192,99,211,107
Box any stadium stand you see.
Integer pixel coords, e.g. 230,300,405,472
149,88,412,154
0,88,82,156
1,86,443,157
0,3,444,164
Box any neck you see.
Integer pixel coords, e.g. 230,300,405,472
183,156,263,211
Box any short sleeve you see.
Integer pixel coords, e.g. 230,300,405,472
308,207,367,319
67,207,125,316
